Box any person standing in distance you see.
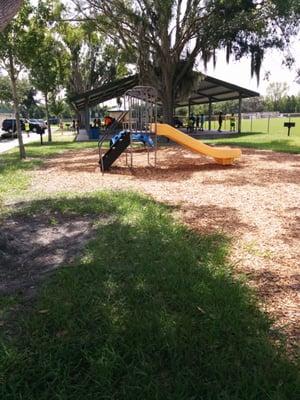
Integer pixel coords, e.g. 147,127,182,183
218,112,223,132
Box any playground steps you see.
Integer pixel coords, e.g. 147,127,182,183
100,131,130,171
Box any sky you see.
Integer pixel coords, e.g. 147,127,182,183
201,35,300,96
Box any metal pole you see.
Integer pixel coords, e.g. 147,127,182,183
267,116,270,134
130,97,134,167
238,95,242,134
250,116,253,133
208,99,212,131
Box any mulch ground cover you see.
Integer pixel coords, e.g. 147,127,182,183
10,145,300,350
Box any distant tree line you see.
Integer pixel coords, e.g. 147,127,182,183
177,82,300,116
0,75,72,119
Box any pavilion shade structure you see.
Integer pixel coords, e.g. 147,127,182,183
176,75,259,106
70,75,139,111
71,73,259,134
71,73,258,111
0,0,23,31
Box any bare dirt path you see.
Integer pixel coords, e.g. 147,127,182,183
31,146,300,348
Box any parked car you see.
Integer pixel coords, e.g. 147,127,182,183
47,117,60,125
2,118,25,133
1,118,46,139
28,119,47,131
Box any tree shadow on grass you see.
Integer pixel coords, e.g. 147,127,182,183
0,192,299,399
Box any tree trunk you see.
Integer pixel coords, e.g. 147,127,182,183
76,106,89,131
8,52,25,159
159,55,175,125
45,92,52,142
160,77,175,125
84,103,90,132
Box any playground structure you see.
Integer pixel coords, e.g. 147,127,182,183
99,86,158,172
98,85,241,171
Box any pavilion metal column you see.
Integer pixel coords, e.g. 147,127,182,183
238,94,242,134
188,98,191,117
84,99,91,132
208,98,212,131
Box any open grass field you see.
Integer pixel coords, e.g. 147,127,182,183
241,116,300,135
0,129,299,398
207,129,300,153
208,116,300,136
201,116,300,153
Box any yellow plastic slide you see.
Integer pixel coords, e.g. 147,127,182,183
153,123,241,165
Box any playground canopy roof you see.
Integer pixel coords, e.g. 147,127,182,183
71,73,259,111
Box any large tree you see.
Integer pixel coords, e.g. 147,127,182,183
75,0,300,123
24,1,69,142
57,19,130,129
0,1,34,159
28,33,68,142
266,82,289,110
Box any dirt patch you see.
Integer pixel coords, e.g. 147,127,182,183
0,212,101,298
30,146,300,349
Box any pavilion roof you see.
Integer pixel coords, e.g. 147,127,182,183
70,73,259,110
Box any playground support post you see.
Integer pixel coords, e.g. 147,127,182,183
250,116,253,133
125,86,158,168
267,116,270,133
238,95,242,134
84,101,90,133
208,99,212,131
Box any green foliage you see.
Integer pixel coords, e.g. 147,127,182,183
0,75,13,103
56,19,130,99
0,1,34,70
0,75,45,117
49,96,73,119
78,0,299,123
26,32,68,98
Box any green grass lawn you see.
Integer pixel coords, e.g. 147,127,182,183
241,116,300,135
208,116,300,135
1,192,299,399
205,117,300,153
207,130,300,153
0,135,98,211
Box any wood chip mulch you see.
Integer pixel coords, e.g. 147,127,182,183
31,146,300,350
